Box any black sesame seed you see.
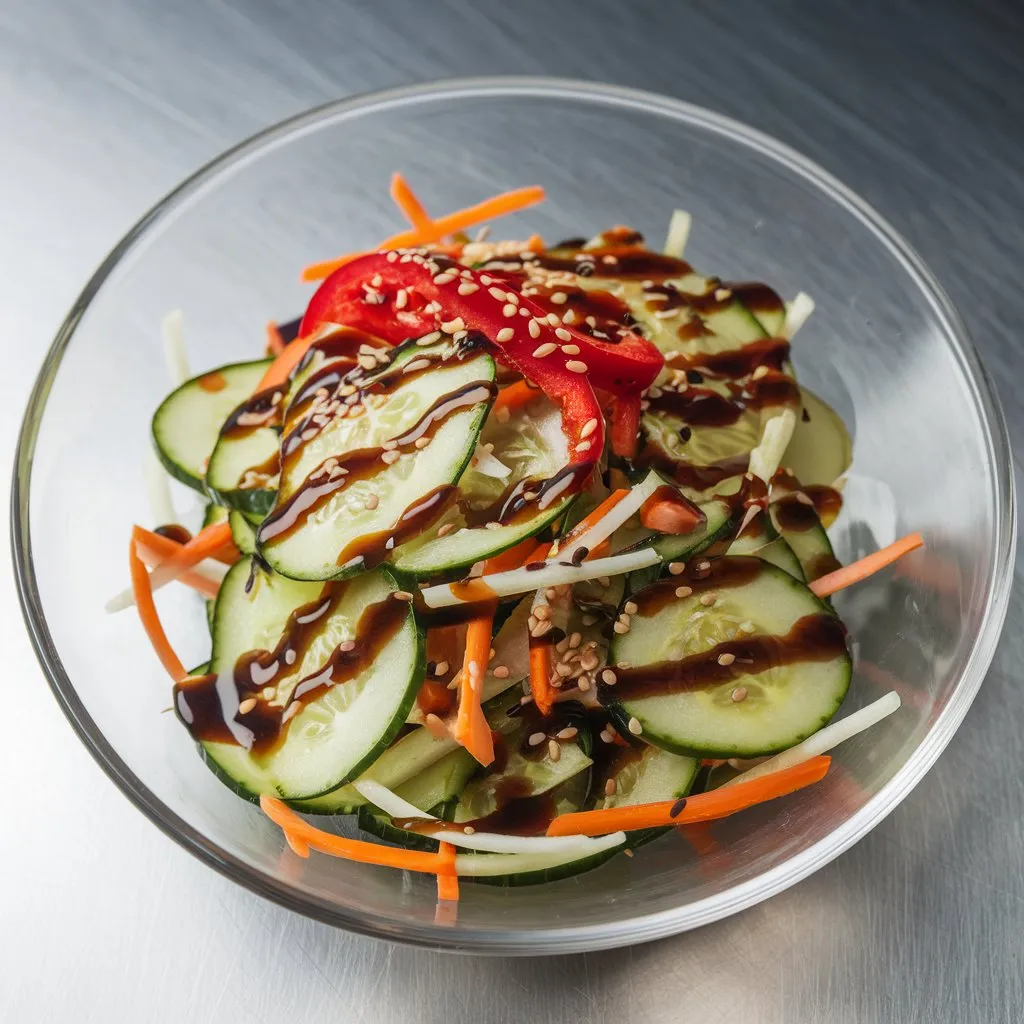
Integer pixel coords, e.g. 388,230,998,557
679,426,692,443
686,370,704,385
570,546,589,567
802,407,811,423
669,797,688,819
525,561,548,572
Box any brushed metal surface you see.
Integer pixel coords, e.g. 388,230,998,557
2,0,1022,1020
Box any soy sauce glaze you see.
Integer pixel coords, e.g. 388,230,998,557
173,585,410,755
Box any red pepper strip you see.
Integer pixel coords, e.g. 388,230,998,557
609,394,642,459
300,252,609,489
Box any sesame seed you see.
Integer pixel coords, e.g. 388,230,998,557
601,669,617,685
437,523,455,537
534,603,552,621
531,620,553,638
700,592,717,606
575,440,592,453
492,665,509,679
433,273,456,286
556,662,573,678
599,729,614,744
364,494,379,510
546,313,561,326
675,585,693,598
627,717,643,736
502,303,518,318
560,343,580,356
386,251,398,262
624,848,634,858
382,439,398,451
519,307,531,317
562,309,577,324
414,437,430,449
528,319,542,339
698,560,711,571
485,521,502,530
605,779,617,796
717,652,736,666
381,450,401,464
581,613,598,626
740,620,756,634
613,621,630,635
463,826,476,835
238,697,257,715
392,591,413,602
433,660,450,677
548,739,561,762
495,406,511,424
340,640,356,652
580,417,599,438
394,289,408,310
555,328,572,342
457,282,479,296
669,561,686,575
532,342,557,357
282,703,301,722
714,287,732,301
731,686,748,703
496,327,515,343
794,491,815,506
669,797,688,818
751,365,771,380
624,600,638,615
565,360,588,373
417,331,442,346
528,732,546,747
617,661,632,670
440,317,466,333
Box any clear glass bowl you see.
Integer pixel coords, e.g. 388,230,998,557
13,78,1015,954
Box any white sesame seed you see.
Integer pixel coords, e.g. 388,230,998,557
718,652,736,666
740,620,756,634
532,342,557,357
440,317,466,333
414,437,430,449
557,727,578,740
392,591,414,602
575,440,591,453
700,592,717,606
546,313,561,326
565,360,588,373
697,560,711,571
496,327,515,343
675,585,693,598
502,304,518,318
555,327,572,341
613,621,630,635
364,494,379,510
282,702,302,723
528,319,542,339
560,343,580,355
386,251,398,262
624,600,638,615
601,669,617,685
433,660,450,677
627,717,643,736
382,439,398,451
752,365,771,380
548,739,561,762
550,291,568,304
417,331,442,346
605,779,617,796
562,309,577,324
457,282,479,296
340,640,356,652
492,665,510,679
580,417,598,438
238,697,257,715
669,561,686,575
714,287,732,301
528,732,546,747
394,289,408,309
381,450,400,465
437,522,455,537
534,603,552,621
731,687,748,703
489,286,508,301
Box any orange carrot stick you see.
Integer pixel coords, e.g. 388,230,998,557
139,521,234,594
455,612,496,766
129,534,186,681
390,172,434,233
810,533,924,598
301,186,546,281
133,525,238,566
528,642,556,717
265,321,286,356
258,333,316,390
492,379,542,416
135,539,222,599
261,796,454,874
436,841,459,902
526,233,545,252
547,755,832,836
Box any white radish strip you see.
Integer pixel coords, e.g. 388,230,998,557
104,557,229,614
351,781,622,855
748,409,796,482
784,292,815,338
472,448,511,479
663,209,693,259
724,691,901,788
144,450,175,525
455,832,626,877
421,548,660,609
562,471,662,562
161,309,190,385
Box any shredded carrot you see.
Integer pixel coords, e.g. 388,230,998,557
258,333,317,390
639,491,703,535
529,642,557,717
129,532,186,681
547,755,832,836
492,379,541,415
526,233,546,252
133,524,237,566
436,841,459,902
390,172,434,233
557,489,630,552
135,538,222,600
485,536,542,573
301,185,546,281
261,796,455,874
810,533,924,598
455,612,496,766
139,521,235,594
265,321,286,356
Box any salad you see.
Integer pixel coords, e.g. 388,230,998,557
121,176,922,905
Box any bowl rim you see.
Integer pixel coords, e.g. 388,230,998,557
11,75,1016,954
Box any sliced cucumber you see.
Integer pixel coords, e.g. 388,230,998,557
782,387,853,487
196,559,423,801
456,836,626,887
769,499,840,584
202,504,230,529
393,392,571,577
151,359,271,492
290,723,459,815
205,389,282,520
604,557,851,758
727,513,805,581
228,509,257,555
258,340,495,582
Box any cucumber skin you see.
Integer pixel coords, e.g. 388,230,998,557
205,479,277,521
465,845,624,888
152,437,206,493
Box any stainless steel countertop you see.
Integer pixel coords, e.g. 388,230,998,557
3,0,1023,1020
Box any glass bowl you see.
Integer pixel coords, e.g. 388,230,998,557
12,77,1015,954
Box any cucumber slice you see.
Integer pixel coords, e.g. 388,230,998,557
458,833,626,887
290,724,459,815
769,499,840,584
258,340,495,582
727,512,805,581
228,509,257,555
205,387,282,520
604,557,851,758
151,359,271,492
782,387,853,488
202,504,230,529
392,392,571,577
195,559,423,801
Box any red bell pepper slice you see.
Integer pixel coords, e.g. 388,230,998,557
300,251,662,462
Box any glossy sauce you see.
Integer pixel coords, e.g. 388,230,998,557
198,371,227,393
173,587,409,755
154,523,193,545
219,386,285,441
